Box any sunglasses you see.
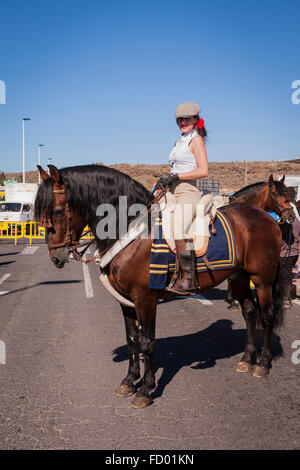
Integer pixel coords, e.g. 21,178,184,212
176,117,195,122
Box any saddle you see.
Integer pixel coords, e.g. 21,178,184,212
159,192,219,258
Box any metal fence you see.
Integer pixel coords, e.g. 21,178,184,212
196,179,220,196
0,221,94,245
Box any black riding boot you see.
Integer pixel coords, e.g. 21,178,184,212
167,239,198,295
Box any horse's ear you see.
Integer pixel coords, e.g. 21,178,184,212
48,165,62,185
37,165,50,182
269,175,275,188
280,175,285,184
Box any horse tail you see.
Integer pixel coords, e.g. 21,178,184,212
272,263,285,330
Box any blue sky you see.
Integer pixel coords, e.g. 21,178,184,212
0,0,299,172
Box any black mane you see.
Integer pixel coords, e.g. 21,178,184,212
231,180,287,202
35,164,151,248
231,182,266,202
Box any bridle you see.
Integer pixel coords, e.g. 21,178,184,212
40,187,97,264
269,188,294,223
46,188,79,250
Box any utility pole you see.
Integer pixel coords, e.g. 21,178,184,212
244,160,248,186
37,144,45,184
22,117,31,183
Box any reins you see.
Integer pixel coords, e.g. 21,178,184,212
269,189,293,224
268,188,295,259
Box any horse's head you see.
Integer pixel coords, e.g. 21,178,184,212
268,175,295,224
36,165,86,268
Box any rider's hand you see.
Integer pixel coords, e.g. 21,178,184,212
154,174,179,191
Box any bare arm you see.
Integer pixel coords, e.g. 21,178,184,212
177,135,208,180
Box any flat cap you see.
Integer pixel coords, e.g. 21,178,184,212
175,101,200,118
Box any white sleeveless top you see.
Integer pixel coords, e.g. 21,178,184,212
168,129,198,175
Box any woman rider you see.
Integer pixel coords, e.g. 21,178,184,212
154,101,208,295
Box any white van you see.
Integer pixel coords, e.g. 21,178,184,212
0,183,38,223
0,201,34,223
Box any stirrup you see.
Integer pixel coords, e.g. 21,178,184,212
166,286,197,296
166,282,197,296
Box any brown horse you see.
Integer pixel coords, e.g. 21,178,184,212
226,176,291,310
35,164,294,408
230,176,287,211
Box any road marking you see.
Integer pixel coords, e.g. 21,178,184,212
0,274,11,286
292,299,300,307
0,274,11,296
0,341,5,364
82,255,94,298
20,246,39,255
194,294,213,305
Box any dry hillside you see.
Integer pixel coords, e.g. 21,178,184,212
3,161,300,194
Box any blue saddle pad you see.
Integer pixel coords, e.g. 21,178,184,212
149,210,236,289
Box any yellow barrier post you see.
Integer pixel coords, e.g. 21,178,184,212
23,222,46,244
0,221,24,244
0,222,93,244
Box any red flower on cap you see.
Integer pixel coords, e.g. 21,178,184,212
196,118,205,129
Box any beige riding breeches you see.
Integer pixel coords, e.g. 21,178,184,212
166,180,202,240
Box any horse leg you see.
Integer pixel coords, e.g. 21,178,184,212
253,285,274,377
130,297,157,409
116,305,140,397
226,278,241,311
231,277,258,373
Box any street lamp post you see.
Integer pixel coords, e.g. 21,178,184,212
37,144,44,184
47,157,52,166
22,117,31,183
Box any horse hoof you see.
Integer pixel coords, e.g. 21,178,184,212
253,366,269,378
115,384,136,398
236,361,253,373
130,394,153,409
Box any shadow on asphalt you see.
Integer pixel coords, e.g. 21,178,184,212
203,288,228,300
113,319,283,399
158,289,230,303
0,252,21,256
0,279,82,296
0,260,16,267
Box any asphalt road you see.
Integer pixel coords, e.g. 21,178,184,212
0,241,300,450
